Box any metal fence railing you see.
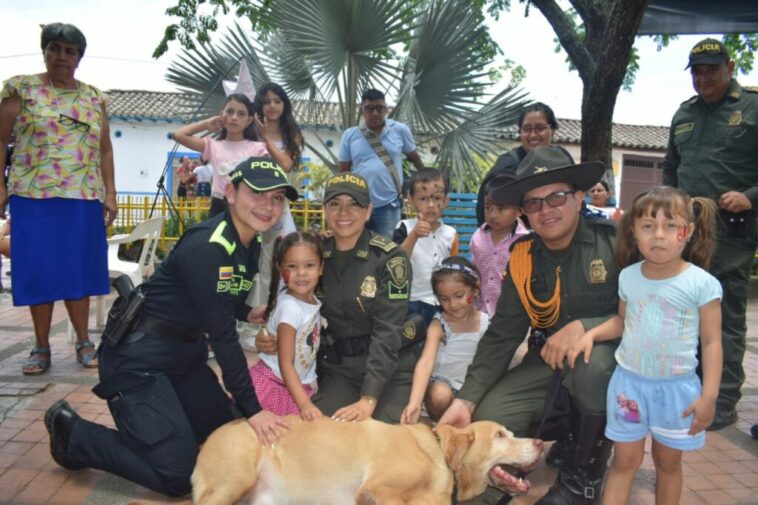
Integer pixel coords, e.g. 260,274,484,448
112,195,327,252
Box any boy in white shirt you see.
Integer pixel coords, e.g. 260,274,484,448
393,168,458,324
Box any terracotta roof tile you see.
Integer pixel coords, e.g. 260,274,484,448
106,89,670,150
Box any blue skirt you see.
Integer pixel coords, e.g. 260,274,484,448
9,196,109,306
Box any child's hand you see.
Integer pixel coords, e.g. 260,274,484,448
401,403,421,425
413,213,431,238
300,401,323,421
567,333,595,368
683,396,716,435
254,115,269,138
205,116,224,133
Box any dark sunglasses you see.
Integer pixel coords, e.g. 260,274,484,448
59,114,91,132
363,104,387,113
522,190,576,213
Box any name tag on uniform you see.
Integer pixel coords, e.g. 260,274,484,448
674,122,694,135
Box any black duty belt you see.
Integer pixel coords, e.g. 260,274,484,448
132,314,203,343
334,334,371,357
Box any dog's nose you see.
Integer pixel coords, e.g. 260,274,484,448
533,439,544,450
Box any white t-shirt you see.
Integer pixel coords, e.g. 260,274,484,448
259,292,322,384
193,164,212,183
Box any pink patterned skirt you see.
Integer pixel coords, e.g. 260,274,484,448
249,361,315,416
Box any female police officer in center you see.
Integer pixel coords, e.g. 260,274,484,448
43,157,296,497
258,173,416,423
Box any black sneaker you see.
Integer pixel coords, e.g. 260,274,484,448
707,408,738,431
750,424,758,440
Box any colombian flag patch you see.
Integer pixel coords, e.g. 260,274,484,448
219,266,233,280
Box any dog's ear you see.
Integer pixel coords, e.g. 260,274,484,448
437,424,474,473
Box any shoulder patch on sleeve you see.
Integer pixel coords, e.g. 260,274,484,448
369,234,397,253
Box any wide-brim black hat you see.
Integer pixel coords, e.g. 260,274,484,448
488,146,605,208
229,157,299,201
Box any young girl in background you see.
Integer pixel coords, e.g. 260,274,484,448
249,232,324,420
567,186,722,505
401,257,489,424
253,82,303,173
172,93,267,217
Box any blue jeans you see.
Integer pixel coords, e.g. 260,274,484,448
367,199,401,237
408,301,439,327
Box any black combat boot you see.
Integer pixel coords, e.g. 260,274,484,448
536,411,611,505
545,432,573,470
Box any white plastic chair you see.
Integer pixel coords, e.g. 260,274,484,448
68,216,164,342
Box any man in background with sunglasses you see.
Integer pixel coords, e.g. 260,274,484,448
338,88,424,237
439,146,619,505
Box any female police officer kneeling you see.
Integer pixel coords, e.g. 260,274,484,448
43,157,296,497
258,173,417,423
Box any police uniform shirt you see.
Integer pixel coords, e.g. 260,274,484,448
140,212,262,418
319,229,411,399
457,217,620,405
662,79,758,203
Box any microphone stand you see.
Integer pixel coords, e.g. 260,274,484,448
149,56,246,226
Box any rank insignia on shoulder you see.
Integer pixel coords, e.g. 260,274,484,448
388,281,409,300
386,257,408,285
728,110,742,126
589,259,608,284
369,235,397,253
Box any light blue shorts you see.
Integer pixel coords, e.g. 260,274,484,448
605,366,705,451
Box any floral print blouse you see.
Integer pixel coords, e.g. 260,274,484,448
2,74,106,201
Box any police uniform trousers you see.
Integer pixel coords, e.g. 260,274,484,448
313,346,420,423
710,219,757,411
473,341,618,436
65,333,236,497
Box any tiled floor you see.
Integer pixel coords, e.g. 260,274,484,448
0,262,756,504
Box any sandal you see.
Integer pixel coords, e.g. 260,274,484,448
22,347,51,376
75,340,99,369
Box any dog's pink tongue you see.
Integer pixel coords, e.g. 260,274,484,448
488,466,531,494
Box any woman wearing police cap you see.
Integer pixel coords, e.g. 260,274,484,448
43,157,297,497
257,172,418,423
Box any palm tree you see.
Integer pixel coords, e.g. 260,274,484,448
165,0,529,191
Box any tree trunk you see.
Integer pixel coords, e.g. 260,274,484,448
530,0,650,180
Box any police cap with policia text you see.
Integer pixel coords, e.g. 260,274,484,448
229,157,299,201
686,38,730,69
323,173,371,208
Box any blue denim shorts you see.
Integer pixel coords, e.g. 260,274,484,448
605,366,705,451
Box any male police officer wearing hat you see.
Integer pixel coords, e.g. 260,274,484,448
439,147,619,504
43,157,297,497
663,38,758,430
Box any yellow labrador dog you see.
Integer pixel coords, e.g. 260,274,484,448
192,417,543,505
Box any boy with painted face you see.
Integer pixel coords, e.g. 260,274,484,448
393,168,459,325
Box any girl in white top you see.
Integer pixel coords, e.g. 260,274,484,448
401,257,489,424
249,232,324,420
172,93,269,217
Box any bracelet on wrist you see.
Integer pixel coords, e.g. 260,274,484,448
360,395,377,406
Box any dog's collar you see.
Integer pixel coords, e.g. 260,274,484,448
433,429,460,499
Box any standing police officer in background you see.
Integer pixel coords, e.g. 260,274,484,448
663,38,758,430
43,157,297,497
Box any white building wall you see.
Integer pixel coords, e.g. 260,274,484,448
110,118,343,196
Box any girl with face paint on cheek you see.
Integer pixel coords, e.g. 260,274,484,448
400,257,490,424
